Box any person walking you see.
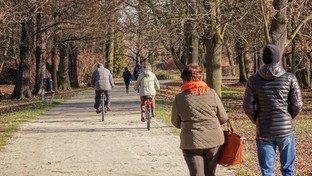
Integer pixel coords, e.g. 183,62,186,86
133,63,142,80
171,63,229,176
91,63,114,113
122,67,132,93
134,62,160,122
243,44,303,176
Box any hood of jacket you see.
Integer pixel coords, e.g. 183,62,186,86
143,69,152,77
258,63,286,80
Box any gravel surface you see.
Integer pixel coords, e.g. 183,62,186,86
0,84,236,176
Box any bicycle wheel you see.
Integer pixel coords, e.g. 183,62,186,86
101,96,105,121
146,104,151,131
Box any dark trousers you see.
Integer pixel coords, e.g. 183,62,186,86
94,90,111,109
183,146,222,176
124,80,130,91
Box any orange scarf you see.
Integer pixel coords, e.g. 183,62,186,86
181,81,210,95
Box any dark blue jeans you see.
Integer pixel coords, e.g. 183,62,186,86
256,133,296,176
94,90,111,109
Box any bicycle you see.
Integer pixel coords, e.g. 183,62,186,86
144,95,153,131
99,91,107,121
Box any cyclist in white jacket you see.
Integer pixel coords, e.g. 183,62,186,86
134,62,160,122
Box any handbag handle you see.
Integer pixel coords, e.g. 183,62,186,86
226,120,234,133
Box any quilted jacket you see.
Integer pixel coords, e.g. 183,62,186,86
243,63,303,138
171,89,228,150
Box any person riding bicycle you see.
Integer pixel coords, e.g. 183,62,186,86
91,63,114,113
134,62,160,122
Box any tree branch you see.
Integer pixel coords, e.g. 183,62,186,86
259,0,271,43
286,13,312,47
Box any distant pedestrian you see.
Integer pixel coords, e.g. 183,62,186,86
122,67,132,93
171,63,229,176
243,44,303,176
133,63,142,80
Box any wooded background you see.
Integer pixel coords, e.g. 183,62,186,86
0,0,311,99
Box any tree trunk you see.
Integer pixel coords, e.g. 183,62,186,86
244,48,251,78
204,34,223,97
33,12,44,95
11,20,33,99
170,47,186,72
236,42,248,83
184,20,192,65
203,1,223,97
51,45,58,91
270,0,288,53
105,25,115,71
69,42,79,88
225,42,235,76
253,47,260,73
58,43,71,90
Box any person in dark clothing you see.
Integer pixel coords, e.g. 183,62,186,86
243,44,303,176
122,67,132,93
133,63,141,80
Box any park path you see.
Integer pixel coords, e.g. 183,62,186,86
0,82,236,176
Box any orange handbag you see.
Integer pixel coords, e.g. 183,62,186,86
218,120,244,166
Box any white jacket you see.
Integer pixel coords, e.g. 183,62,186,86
134,69,160,96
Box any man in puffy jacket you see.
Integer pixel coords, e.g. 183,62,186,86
243,44,303,176
134,62,160,122
91,63,114,113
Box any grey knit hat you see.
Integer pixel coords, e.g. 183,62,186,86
262,44,281,64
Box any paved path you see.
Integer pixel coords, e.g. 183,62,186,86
0,84,236,176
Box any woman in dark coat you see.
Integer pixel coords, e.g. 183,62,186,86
122,67,132,93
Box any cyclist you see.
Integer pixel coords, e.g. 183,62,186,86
91,63,114,113
134,62,160,122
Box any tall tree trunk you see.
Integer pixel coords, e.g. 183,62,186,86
190,0,199,64
236,41,248,82
33,12,44,95
225,42,235,76
184,20,192,64
204,34,223,97
58,43,71,90
11,20,34,99
270,0,288,53
253,47,260,73
69,42,79,88
203,1,223,97
243,48,251,78
105,19,115,71
183,0,199,64
51,46,58,91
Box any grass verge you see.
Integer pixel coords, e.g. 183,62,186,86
0,87,90,150
0,100,62,150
